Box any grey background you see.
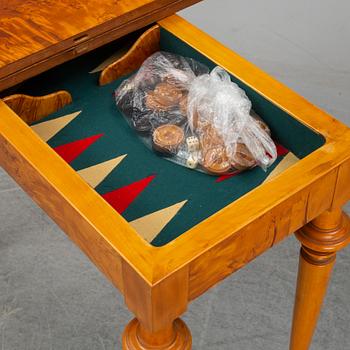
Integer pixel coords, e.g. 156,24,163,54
1,1,349,349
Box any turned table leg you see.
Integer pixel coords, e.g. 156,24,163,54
290,209,350,350
121,262,191,349
123,318,191,349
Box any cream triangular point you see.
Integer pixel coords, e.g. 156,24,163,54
130,200,188,242
78,154,127,188
265,152,299,182
31,111,81,142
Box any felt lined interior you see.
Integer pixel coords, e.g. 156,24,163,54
16,27,324,246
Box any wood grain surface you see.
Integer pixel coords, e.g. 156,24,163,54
99,25,160,85
1,14,350,349
154,15,350,284
3,91,72,124
0,0,201,91
0,15,349,288
123,318,191,349
122,261,191,348
186,168,339,300
0,101,154,290
290,209,350,350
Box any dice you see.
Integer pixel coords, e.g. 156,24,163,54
186,136,200,152
186,154,199,169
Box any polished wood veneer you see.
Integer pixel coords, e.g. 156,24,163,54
1,11,349,350
0,0,201,91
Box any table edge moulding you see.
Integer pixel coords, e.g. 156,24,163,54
0,12,349,350
0,0,201,91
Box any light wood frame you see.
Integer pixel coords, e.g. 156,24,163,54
2,91,72,124
1,15,349,350
99,25,160,86
0,0,201,91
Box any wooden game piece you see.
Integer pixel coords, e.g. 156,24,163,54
146,82,185,112
195,122,231,174
132,115,153,134
202,146,231,175
145,92,167,111
199,124,225,150
179,95,188,115
154,82,185,103
230,143,256,170
152,124,184,154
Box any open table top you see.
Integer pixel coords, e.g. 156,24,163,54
1,12,350,348
1,16,350,291
0,0,200,90
18,26,325,246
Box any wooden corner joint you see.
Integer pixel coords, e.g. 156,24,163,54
121,260,191,349
296,209,350,266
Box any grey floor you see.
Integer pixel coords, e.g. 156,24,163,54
1,1,350,349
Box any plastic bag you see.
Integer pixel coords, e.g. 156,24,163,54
115,51,277,175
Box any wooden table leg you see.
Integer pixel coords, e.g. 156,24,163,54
123,318,191,349
121,262,192,349
290,209,350,350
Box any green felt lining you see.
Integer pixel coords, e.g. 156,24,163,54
17,27,324,246
160,29,325,159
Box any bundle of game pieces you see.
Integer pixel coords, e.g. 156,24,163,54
115,52,277,175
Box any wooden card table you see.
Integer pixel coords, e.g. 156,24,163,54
0,2,350,349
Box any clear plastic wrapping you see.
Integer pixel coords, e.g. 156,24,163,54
115,51,277,175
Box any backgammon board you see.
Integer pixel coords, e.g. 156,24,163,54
1,10,349,350
19,28,323,246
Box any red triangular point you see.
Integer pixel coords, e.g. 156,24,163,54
275,142,289,157
102,174,156,214
217,142,289,183
216,170,240,183
54,133,103,163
